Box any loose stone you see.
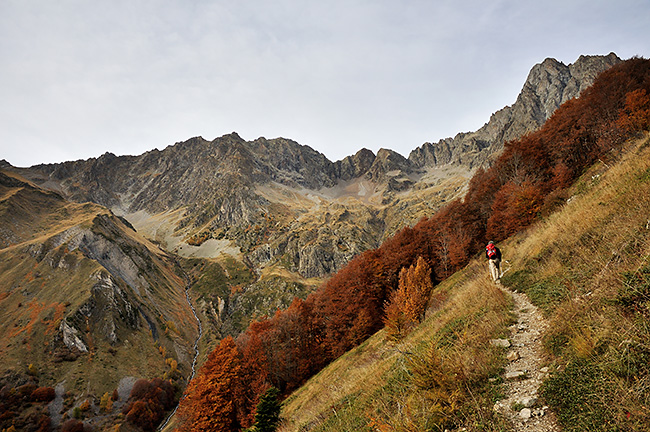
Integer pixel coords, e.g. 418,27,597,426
507,351,520,362
490,338,511,348
505,371,526,380
520,396,537,408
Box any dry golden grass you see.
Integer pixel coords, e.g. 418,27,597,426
280,134,650,431
280,259,512,432
499,134,650,430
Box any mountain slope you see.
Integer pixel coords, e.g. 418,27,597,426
279,133,650,432
408,52,622,168
0,52,630,431
166,57,650,432
0,170,200,429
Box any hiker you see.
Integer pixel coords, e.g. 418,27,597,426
486,241,502,282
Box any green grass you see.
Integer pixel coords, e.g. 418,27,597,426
541,360,610,431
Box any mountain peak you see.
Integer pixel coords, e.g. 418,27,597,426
409,53,622,169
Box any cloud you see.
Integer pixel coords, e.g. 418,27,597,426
1,0,648,167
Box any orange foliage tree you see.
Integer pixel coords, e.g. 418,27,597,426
617,88,650,133
487,180,545,241
176,337,245,432
123,377,176,431
384,257,434,341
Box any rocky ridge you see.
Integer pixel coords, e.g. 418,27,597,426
0,53,625,430
408,52,622,168
0,170,199,401
14,53,621,281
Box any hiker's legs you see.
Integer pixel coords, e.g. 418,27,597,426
488,259,500,281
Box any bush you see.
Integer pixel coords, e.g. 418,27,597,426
61,419,84,432
123,378,177,431
16,383,38,400
31,386,56,402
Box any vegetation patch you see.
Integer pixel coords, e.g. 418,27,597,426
502,270,569,315
541,360,609,431
617,265,650,318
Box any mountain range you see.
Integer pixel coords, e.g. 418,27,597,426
0,52,622,431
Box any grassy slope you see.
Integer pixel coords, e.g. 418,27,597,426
0,171,198,398
281,256,513,431
501,134,650,431
280,134,650,432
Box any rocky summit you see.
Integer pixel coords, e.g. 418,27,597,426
409,52,622,168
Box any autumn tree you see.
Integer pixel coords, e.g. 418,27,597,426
487,180,545,241
180,58,650,432
384,257,434,341
176,336,244,432
617,88,650,133
123,377,176,431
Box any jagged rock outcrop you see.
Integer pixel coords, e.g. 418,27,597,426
408,53,622,169
0,170,199,402
335,148,376,180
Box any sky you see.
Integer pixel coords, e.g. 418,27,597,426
1,1,649,168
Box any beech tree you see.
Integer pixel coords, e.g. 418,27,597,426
179,58,650,432
618,88,650,132
176,337,244,432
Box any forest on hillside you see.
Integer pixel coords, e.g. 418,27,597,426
152,58,650,432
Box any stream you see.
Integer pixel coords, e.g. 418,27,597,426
158,279,203,431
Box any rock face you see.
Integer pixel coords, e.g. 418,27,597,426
408,53,622,169
0,53,626,429
0,170,199,396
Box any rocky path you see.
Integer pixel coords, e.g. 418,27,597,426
492,287,560,432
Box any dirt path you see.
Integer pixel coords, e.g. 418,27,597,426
493,287,560,432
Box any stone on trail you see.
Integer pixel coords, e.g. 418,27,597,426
507,350,520,362
490,338,511,348
520,396,538,408
505,371,526,380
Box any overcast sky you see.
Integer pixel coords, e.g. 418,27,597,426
1,1,648,167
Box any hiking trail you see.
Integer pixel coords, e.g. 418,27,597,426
493,285,560,432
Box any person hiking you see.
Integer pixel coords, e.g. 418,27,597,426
485,241,502,282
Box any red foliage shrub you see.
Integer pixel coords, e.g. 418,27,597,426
28,413,51,432
31,386,56,402
61,419,84,432
126,400,159,431
618,88,650,132
16,383,38,400
123,377,177,431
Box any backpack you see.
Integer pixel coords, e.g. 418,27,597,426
486,243,498,259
